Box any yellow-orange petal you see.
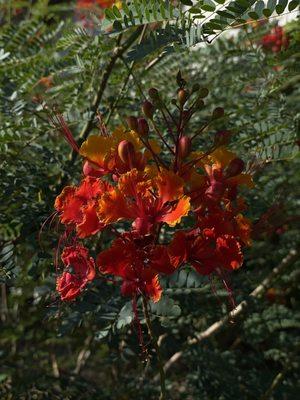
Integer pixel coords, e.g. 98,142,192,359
146,275,162,303
79,135,114,166
112,126,142,151
155,169,184,203
210,146,237,168
228,173,255,188
118,169,147,197
235,214,252,246
97,189,133,224
160,196,190,227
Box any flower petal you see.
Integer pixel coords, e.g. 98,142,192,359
159,196,190,226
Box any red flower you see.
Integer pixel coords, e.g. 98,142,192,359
76,0,116,9
97,235,176,302
55,176,112,238
261,26,289,53
56,245,95,301
168,224,244,276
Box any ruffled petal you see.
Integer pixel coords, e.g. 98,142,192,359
159,196,190,227
155,169,185,203
97,189,133,224
79,135,114,167
77,201,104,238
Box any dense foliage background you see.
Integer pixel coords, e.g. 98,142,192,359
0,1,299,399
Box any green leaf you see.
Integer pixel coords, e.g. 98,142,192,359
112,5,122,19
150,296,181,318
288,0,299,11
276,0,288,13
248,11,259,19
105,8,116,20
180,0,193,5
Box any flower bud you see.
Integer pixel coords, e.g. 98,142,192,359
212,107,225,119
198,88,209,98
118,140,136,165
83,161,103,177
137,118,149,138
178,136,192,159
192,83,200,92
142,100,155,119
214,130,232,146
178,89,187,106
195,98,204,109
148,88,159,100
126,116,138,131
225,158,245,178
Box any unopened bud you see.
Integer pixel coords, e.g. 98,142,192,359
192,83,200,92
195,98,205,109
212,107,224,119
178,89,188,106
126,116,138,131
137,118,149,138
178,136,192,159
225,158,245,178
142,100,155,119
118,140,136,165
214,130,232,146
83,161,103,177
198,88,209,98
148,88,159,100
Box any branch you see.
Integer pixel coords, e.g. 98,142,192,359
155,248,299,380
74,335,92,375
68,26,144,165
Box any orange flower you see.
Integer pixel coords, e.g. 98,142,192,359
97,168,190,234
52,78,255,307
79,127,158,176
55,176,112,238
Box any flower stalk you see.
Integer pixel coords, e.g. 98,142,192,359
142,297,166,400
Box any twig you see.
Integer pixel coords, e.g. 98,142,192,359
1,283,8,322
155,248,299,381
74,335,93,375
260,364,290,400
105,25,148,125
68,26,144,164
142,297,167,400
50,353,60,378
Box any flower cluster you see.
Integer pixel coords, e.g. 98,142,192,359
76,0,120,10
54,79,253,304
261,26,289,53
75,0,121,27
